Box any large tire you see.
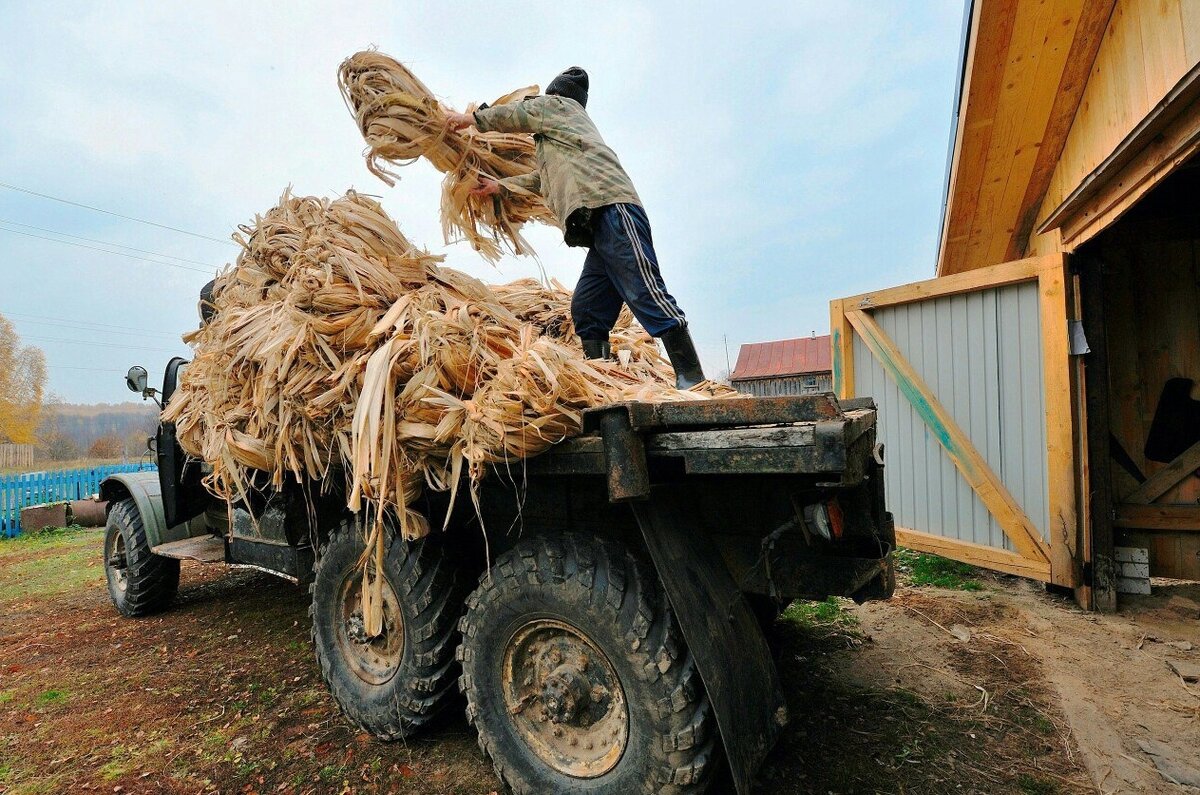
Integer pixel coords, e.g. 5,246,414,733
459,535,715,794
310,522,464,740
103,498,180,617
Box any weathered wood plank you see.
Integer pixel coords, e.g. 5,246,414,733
648,426,815,452
841,254,1052,312
1039,257,1080,587
1078,260,1116,610
896,527,1052,580
1114,503,1200,531
1124,434,1200,506
830,298,854,398
584,395,842,433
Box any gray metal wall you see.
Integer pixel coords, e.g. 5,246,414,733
732,373,833,397
853,282,1049,552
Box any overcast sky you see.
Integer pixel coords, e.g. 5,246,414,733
0,0,964,404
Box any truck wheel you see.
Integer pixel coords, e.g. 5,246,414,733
459,535,715,794
104,498,180,617
310,522,464,740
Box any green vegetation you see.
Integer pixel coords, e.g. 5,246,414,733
0,525,88,550
895,548,983,591
98,761,128,781
319,764,351,784
36,689,67,706
782,597,859,629
0,526,104,603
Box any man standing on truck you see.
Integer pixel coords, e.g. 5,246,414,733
445,67,706,389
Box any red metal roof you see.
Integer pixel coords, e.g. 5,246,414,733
730,335,832,380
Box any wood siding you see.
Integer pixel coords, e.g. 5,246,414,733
1033,0,1200,249
939,0,1114,275
731,374,833,397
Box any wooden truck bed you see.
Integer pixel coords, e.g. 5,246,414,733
526,393,878,487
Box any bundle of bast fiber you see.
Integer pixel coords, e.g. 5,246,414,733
338,50,555,262
163,189,724,549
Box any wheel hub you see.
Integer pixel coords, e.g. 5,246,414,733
336,573,404,686
542,663,589,724
106,533,128,593
502,619,628,778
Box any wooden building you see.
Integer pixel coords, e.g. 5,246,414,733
832,0,1200,609
730,336,833,397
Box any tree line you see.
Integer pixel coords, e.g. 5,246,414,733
0,313,46,446
0,313,158,465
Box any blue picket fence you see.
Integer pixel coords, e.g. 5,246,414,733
0,462,157,538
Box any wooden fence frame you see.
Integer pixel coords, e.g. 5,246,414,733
0,444,35,471
831,253,1081,589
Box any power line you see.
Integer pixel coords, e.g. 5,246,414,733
46,365,128,373
0,224,214,274
0,181,234,245
6,315,183,339
22,334,183,353
0,309,185,338
0,218,221,267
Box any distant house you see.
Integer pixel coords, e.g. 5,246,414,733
730,336,832,397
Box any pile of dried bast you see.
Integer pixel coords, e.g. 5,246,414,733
338,50,555,261
163,189,723,548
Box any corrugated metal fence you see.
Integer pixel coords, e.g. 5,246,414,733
0,462,156,537
0,444,35,470
852,281,1050,552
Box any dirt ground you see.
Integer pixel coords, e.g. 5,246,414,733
0,529,1197,794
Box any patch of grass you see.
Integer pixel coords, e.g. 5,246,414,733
0,763,10,781
0,525,88,549
0,690,13,704
895,549,983,591
98,760,128,781
0,528,104,603
782,597,859,629
36,689,67,706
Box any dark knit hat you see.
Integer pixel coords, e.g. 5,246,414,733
546,67,589,108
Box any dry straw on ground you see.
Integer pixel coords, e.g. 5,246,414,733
164,190,721,551
338,50,555,262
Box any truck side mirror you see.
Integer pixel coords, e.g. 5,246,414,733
126,366,149,394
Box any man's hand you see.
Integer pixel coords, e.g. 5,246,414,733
470,176,502,199
445,111,475,131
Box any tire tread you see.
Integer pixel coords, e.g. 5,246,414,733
459,534,715,794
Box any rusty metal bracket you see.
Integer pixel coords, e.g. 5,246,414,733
596,408,650,502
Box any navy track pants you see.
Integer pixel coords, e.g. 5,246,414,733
571,203,687,340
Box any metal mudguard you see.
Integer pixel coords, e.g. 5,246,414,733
99,471,206,548
632,488,787,795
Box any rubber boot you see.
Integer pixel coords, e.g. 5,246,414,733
581,339,611,360
659,325,705,389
